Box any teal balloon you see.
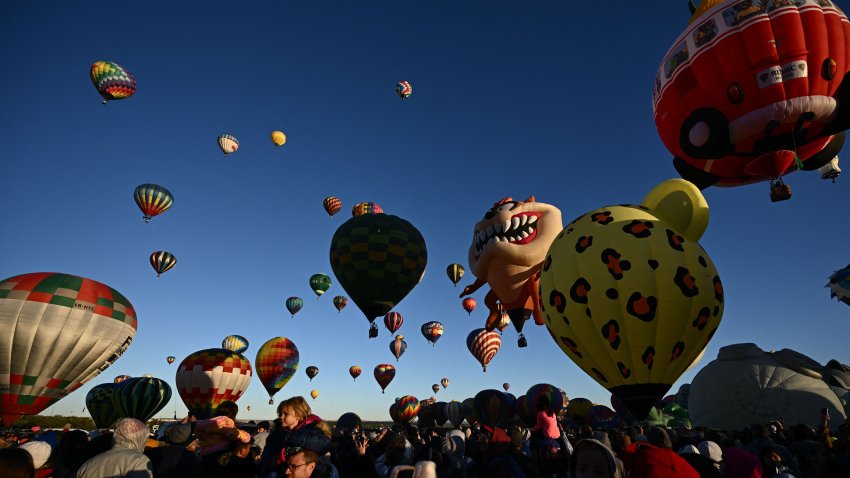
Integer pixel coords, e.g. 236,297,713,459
86,383,121,428
114,377,172,422
286,297,304,317
329,213,427,323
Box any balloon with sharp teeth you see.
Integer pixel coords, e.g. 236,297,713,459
654,0,850,201
323,196,342,217
149,251,176,277
134,184,174,223
462,298,476,315
217,134,239,156
333,295,348,313
459,196,563,347
90,61,136,104
447,264,465,287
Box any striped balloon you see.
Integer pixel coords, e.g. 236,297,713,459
86,383,121,428
396,395,420,423
175,348,252,419
445,401,465,428
218,134,239,155
421,321,444,346
149,251,177,277
255,337,299,403
134,184,174,223
167,356,175,364
441,378,449,389
333,296,348,313
114,375,131,384
384,312,403,334
285,297,303,317
351,202,383,217
373,364,395,393
349,365,362,381
395,80,413,99
446,264,465,287
221,335,249,354
389,335,407,362
90,61,136,103
466,328,501,372
323,197,342,217
114,376,172,423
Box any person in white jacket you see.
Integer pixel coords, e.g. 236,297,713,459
77,418,153,478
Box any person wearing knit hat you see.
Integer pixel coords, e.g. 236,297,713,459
721,447,763,478
19,441,51,469
569,438,622,478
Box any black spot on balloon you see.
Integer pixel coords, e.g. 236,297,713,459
606,288,618,299
698,256,707,267
648,259,659,270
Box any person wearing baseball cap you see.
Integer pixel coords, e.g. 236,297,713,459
283,427,333,478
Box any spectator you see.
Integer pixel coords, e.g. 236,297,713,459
76,418,153,478
144,423,198,478
19,441,54,478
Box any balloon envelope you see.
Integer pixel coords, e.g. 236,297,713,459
466,328,501,372
310,390,319,400
86,384,121,429
150,251,176,277
285,297,304,317
0,272,137,425
396,80,413,99
373,364,396,393
389,335,407,362
462,298,476,315
421,322,444,345
474,389,507,427
396,395,420,423
349,366,362,381
306,366,319,381
384,312,403,334
271,131,286,146
333,296,348,313
222,335,249,354
218,134,239,155
134,184,173,223
114,376,172,423
309,274,332,298
90,61,136,103
827,264,850,307
323,197,342,217
446,264,465,286
175,348,252,419
255,337,299,402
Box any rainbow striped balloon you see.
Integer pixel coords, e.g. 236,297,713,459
466,328,501,372
222,335,249,354
90,61,136,104
255,337,299,403
396,395,420,423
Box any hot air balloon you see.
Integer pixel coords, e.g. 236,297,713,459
86,384,121,429
285,297,303,317
255,337,299,404
441,378,449,389
525,383,566,415
445,401,465,428
218,134,239,156
466,328,501,372
149,251,176,277
310,389,319,400
474,389,507,427
384,312,403,334
333,295,348,313
495,306,511,333
654,0,850,201
114,376,172,423
432,384,440,394
323,197,342,218
373,364,396,393
90,61,136,104
114,375,131,384
396,395,420,422
349,365,362,381
271,131,287,147
175,348,252,419
460,196,563,347
0,273,137,425
421,321,444,346
167,356,175,365
222,335,249,354
309,274,332,298
395,80,413,100
462,298,476,315
447,264,465,287
306,366,319,381
330,211,427,338
351,202,383,217
587,405,623,430
503,383,510,392
134,184,174,223
389,335,407,362
827,264,850,307
539,179,724,420
566,398,594,421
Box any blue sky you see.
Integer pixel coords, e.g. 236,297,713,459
1,1,848,422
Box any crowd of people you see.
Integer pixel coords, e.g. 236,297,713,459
0,396,848,478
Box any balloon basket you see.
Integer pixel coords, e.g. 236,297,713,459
268,398,273,405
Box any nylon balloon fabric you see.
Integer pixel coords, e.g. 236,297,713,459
255,337,299,402
90,61,136,103
114,376,172,423
175,348,252,419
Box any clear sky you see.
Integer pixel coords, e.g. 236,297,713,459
2,1,848,422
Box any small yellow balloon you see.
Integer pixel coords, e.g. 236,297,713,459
310,389,319,400
641,179,709,242
271,131,287,147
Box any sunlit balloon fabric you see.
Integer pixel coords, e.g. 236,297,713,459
539,179,723,419
466,328,501,372
333,296,348,313
653,1,850,196
462,298,476,315
389,335,407,362
446,264,465,287
0,272,137,425
222,335,249,354
323,197,342,218
384,312,403,334
421,321,444,346
218,134,239,155
396,80,413,99
149,251,177,277
114,375,131,384
134,184,174,223
271,131,287,146
310,389,319,400
374,364,396,393
167,356,175,365
114,376,172,423
441,378,449,389
175,348,252,419
827,264,850,307
90,61,136,104
397,395,420,422
351,202,383,217
349,365,362,381
255,337,299,403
